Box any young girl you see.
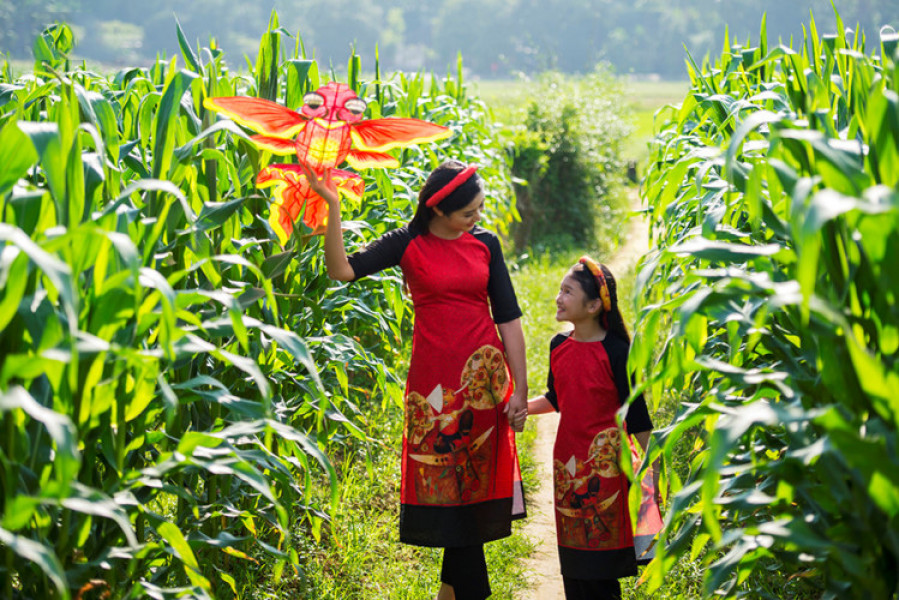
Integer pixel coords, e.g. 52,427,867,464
307,160,528,600
527,257,654,600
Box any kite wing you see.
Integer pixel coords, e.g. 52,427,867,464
204,97,306,137
251,135,298,156
351,118,451,153
257,164,364,245
345,149,400,170
330,170,366,204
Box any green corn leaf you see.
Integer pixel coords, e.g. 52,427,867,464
348,49,361,94
32,23,73,72
261,250,293,279
0,386,79,487
267,419,337,505
0,122,38,197
0,248,28,333
1,496,42,532
0,527,69,599
156,521,211,590
175,17,201,73
16,121,66,213
74,87,119,161
0,223,77,326
285,59,314,109
59,489,139,548
255,11,281,101
177,431,224,455
195,196,246,232
668,239,782,262
151,69,199,188
374,44,381,105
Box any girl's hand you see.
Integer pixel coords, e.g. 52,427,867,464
504,389,528,433
302,164,339,206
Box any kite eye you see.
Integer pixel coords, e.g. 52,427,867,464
303,92,325,109
344,98,367,115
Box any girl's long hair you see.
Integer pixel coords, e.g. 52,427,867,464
570,261,630,343
408,160,483,234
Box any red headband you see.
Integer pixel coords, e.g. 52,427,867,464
425,165,478,208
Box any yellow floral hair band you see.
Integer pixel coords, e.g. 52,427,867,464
578,256,611,313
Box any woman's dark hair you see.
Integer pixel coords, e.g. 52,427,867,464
570,261,630,343
408,160,483,234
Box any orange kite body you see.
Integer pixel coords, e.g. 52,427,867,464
204,83,451,244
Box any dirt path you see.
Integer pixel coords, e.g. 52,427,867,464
519,189,650,599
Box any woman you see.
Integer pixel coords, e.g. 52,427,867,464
306,160,527,600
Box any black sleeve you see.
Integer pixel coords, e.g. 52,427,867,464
347,226,414,281
473,227,522,324
605,336,653,433
544,333,568,412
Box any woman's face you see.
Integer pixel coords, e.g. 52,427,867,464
435,192,485,233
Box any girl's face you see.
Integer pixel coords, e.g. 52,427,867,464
434,192,485,234
555,272,600,323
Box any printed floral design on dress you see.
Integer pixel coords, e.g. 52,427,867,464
554,426,625,549
405,391,435,445
553,458,571,502
588,426,622,478
460,345,510,409
407,345,509,504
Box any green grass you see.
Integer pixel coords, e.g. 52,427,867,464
621,79,690,166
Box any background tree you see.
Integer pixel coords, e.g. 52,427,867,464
0,0,79,56
3,0,897,78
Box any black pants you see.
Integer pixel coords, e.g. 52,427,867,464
562,576,621,600
441,545,491,600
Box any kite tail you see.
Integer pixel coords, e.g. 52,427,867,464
257,164,365,245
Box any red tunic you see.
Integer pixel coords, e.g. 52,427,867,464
349,225,525,547
545,332,652,580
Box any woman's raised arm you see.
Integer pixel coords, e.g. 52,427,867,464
304,165,355,281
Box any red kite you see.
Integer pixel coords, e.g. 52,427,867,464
205,83,451,244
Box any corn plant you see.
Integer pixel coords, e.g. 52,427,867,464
0,14,514,599
633,10,899,600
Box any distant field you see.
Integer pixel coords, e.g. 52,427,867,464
624,79,690,111
468,77,536,129
622,79,689,165
470,76,689,167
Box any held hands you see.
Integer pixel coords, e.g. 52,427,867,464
302,164,340,206
504,389,528,433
